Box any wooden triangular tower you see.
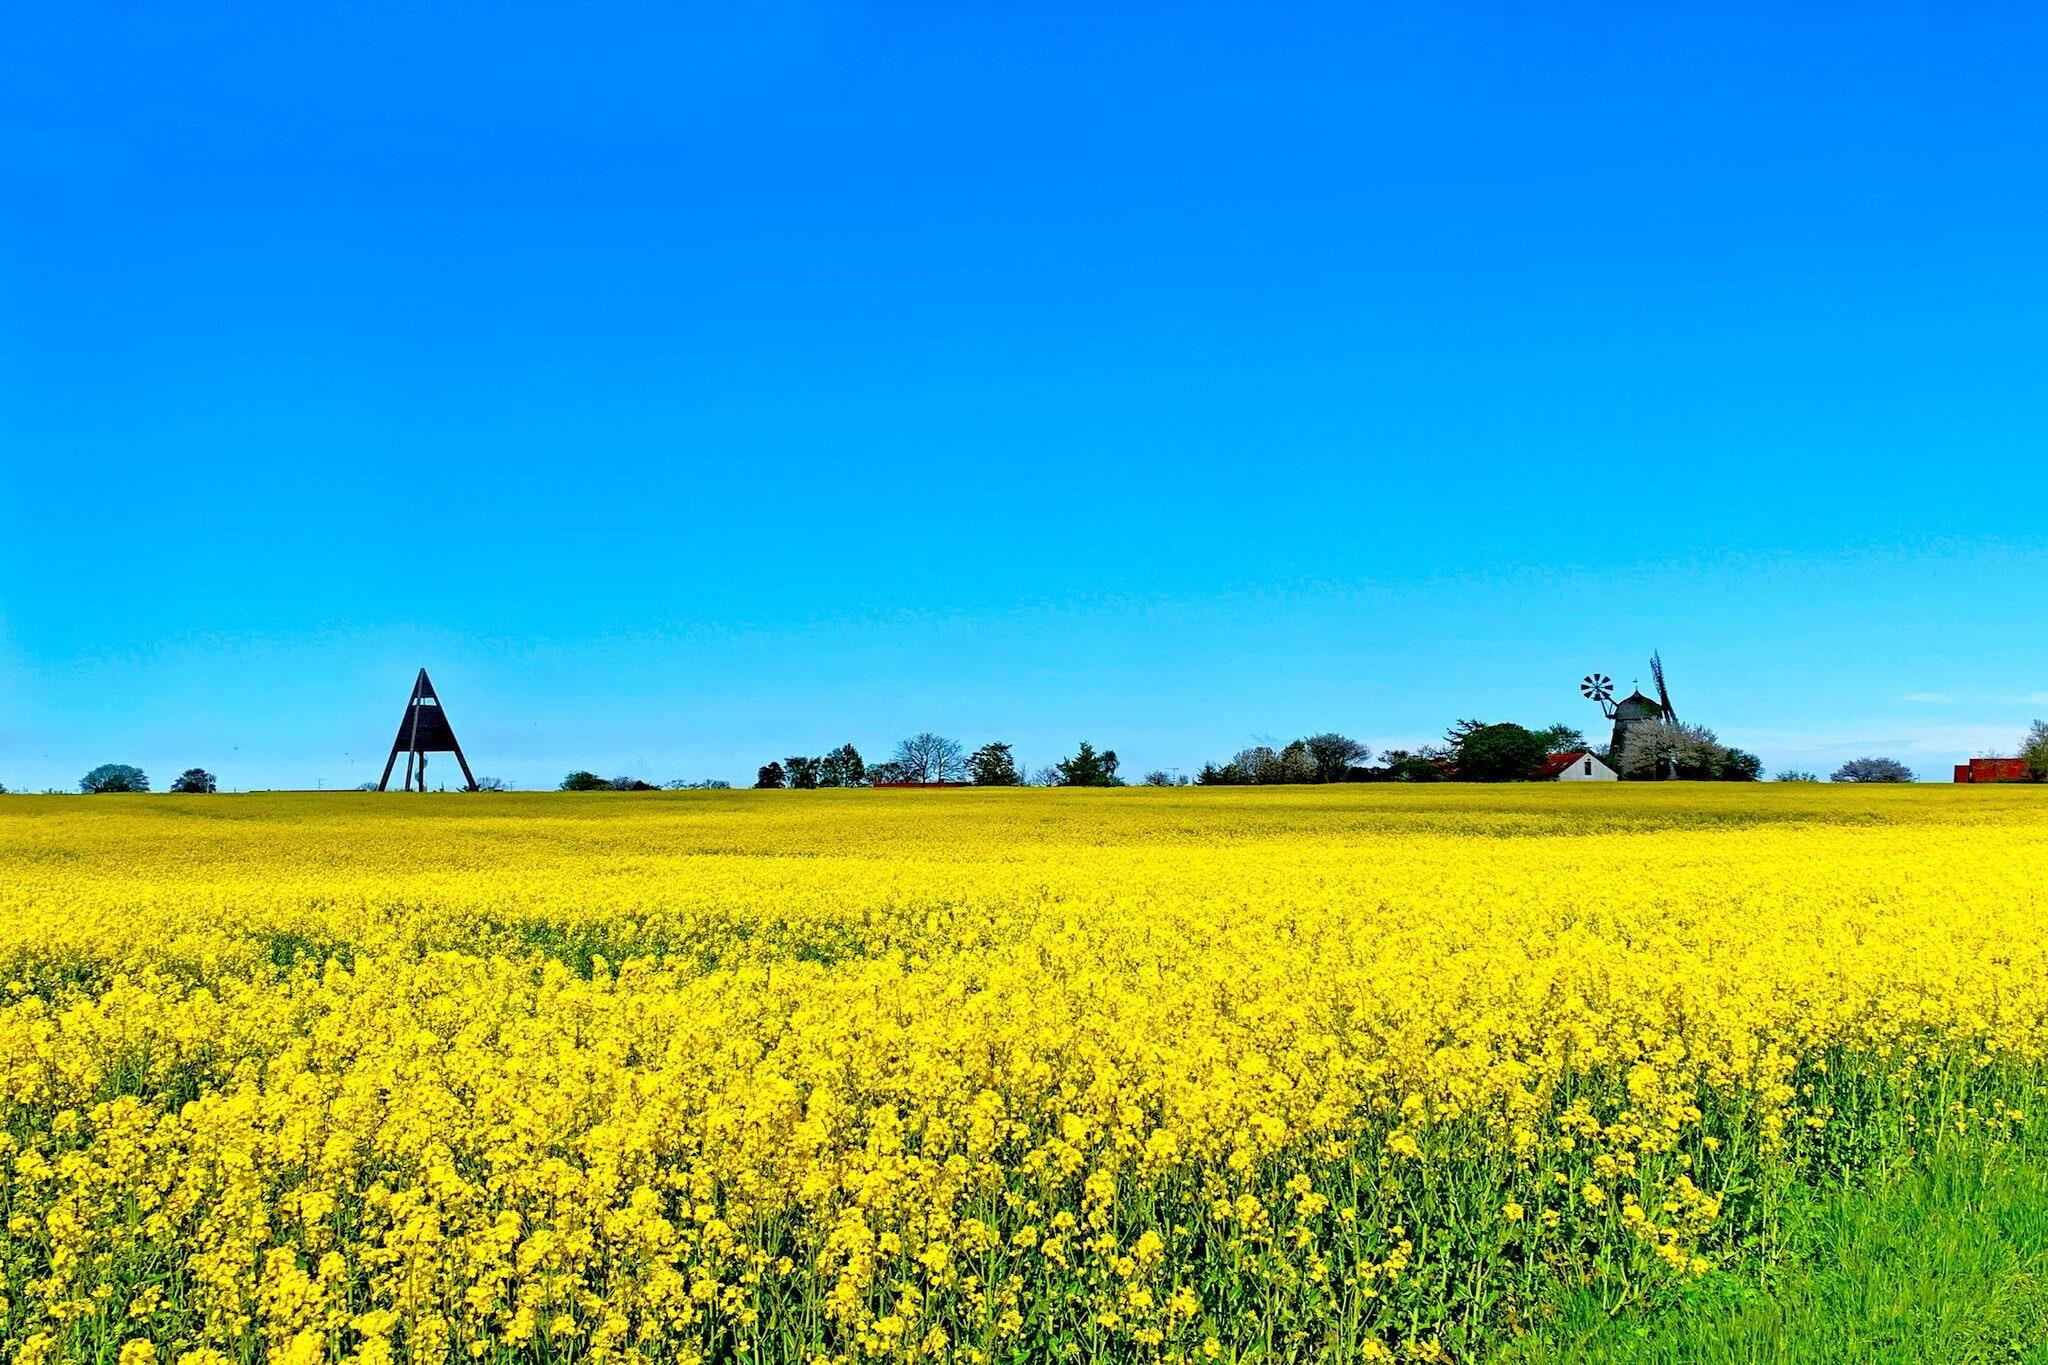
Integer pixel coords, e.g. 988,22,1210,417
377,668,478,791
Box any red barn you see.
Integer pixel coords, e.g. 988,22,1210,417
1954,757,2032,783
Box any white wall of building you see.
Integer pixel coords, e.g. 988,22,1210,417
1554,752,1617,782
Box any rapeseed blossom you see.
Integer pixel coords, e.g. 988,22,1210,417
0,785,2043,1361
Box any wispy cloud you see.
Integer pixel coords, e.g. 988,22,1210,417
1895,690,2048,708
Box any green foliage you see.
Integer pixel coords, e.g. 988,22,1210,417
1718,749,1764,782
1531,723,1587,754
784,756,822,789
1375,749,1447,782
755,762,787,789
169,768,217,794
80,763,149,793
1053,740,1122,786
558,771,610,791
818,744,867,788
1498,1137,2048,1365
966,741,1020,786
2022,720,2048,782
1454,724,1549,782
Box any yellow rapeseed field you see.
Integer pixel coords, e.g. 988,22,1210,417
1,786,2045,1364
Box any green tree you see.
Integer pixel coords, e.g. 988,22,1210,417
967,742,1020,786
1376,748,1446,782
169,768,217,793
1054,741,1122,787
1442,718,1488,750
755,762,787,789
1454,724,1548,782
1531,723,1587,755
560,771,610,791
1719,749,1763,781
2022,720,2048,781
819,744,867,787
785,756,822,789
80,764,149,793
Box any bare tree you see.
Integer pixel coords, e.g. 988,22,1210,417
892,732,965,784
1831,757,1914,783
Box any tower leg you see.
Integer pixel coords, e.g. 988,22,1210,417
448,737,478,791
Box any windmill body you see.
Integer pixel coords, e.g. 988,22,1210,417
1608,689,1668,773
1580,655,1681,778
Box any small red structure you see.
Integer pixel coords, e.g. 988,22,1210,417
1954,757,2033,783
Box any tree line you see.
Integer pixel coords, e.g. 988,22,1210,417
1190,719,1762,784
30,721,2046,795
751,736,1124,789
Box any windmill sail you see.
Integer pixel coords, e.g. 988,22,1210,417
1650,652,1678,727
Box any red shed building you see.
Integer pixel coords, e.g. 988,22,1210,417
1954,757,2032,783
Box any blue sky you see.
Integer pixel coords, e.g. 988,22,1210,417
4,2,2046,788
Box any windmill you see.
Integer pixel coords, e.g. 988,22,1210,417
1581,653,1680,778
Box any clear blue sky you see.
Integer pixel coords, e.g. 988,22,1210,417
4,2,2046,789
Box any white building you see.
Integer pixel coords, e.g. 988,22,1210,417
1535,750,1617,782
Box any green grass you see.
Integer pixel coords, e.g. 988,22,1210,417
1499,1139,2048,1365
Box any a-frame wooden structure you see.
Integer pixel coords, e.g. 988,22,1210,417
377,668,479,792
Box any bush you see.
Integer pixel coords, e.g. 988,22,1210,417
559,771,610,792
169,768,218,794
80,764,149,794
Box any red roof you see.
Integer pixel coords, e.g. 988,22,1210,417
1954,757,2033,783
1533,750,1591,779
